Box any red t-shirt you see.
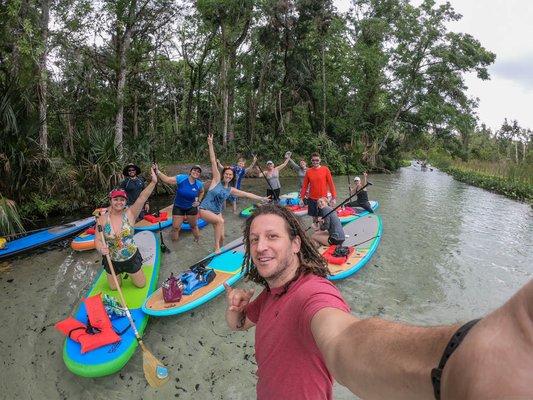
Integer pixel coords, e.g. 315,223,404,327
246,273,350,400
300,166,337,200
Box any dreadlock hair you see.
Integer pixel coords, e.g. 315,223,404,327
242,203,330,294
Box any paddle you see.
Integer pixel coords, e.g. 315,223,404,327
256,159,279,202
151,151,170,254
96,224,169,387
305,182,373,232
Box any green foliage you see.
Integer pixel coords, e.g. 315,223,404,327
0,195,25,236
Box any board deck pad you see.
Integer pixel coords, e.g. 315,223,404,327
323,213,382,281
143,237,245,317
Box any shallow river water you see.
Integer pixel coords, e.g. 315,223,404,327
1,163,531,400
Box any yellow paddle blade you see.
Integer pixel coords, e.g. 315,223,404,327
140,341,169,388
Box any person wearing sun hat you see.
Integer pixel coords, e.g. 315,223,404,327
119,163,149,220
95,165,158,289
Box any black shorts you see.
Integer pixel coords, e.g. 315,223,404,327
173,205,199,216
328,236,345,245
102,249,143,275
267,188,281,201
307,199,319,217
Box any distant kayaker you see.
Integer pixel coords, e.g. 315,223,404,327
95,166,158,289
155,165,205,242
200,134,269,253
216,155,258,214
347,172,373,213
224,203,533,400
311,197,345,248
119,163,149,221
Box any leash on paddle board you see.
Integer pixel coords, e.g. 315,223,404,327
255,158,279,202
151,150,170,254
304,182,373,232
351,234,380,248
96,223,169,388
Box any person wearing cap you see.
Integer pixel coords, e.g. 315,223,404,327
300,152,337,223
95,166,158,289
200,134,270,253
347,172,373,213
155,165,205,242
217,155,258,214
257,152,292,201
119,163,149,221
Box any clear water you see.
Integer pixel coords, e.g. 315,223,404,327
1,164,531,399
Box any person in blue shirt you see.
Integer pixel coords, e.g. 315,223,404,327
155,165,205,242
217,155,257,214
201,134,269,252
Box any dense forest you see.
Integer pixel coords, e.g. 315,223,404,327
1,0,531,229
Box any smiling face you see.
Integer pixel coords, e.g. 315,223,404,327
190,168,201,179
222,167,234,184
237,158,245,168
317,197,328,209
249,214,301,288
310,156,320,167
299,160,307,169
110,196,127,211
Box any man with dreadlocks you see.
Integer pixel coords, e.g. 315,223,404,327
224,204,533,400
224,203,349,399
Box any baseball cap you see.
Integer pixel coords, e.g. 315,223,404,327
354,176,361,182
109,189,128,199
266,160,274,165
190,165,202,173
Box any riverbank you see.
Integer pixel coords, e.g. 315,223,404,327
430,158,533,204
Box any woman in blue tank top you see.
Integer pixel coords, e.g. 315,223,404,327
156,165,205,242
200,134,269,252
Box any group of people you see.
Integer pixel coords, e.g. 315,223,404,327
92,134,532,399
96,135,377,288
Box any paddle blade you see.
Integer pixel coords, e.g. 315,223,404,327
140,341,169,388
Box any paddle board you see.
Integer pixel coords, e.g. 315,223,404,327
71,227,96,251
134,204,208,232
62,230,161,377
0,216,95,261
142,237,245,317
338,200,379,224
322,213,382,281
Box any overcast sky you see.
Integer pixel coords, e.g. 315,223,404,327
334,0,533,131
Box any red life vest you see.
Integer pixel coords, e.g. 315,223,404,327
143,211,168,223
55,294,121,353
322,245,355,265
337,207,356,217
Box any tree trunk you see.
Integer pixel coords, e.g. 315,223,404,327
133,91,139,139
173,96,179,137
66,111,75,157
37,0,50,155
220,40,229,146
321,42,326,135
114,24,132,158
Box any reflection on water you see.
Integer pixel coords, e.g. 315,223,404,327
0,163,531,399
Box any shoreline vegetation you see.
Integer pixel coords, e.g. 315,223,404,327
429,158,533,204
